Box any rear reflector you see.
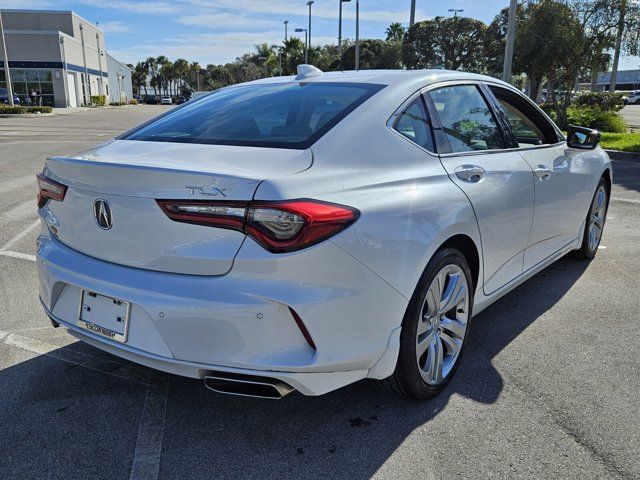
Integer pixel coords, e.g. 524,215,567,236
156,198,359,253
289,307,316,350
36,173,67,208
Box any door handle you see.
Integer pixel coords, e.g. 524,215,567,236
534,165,552,180
454,165,486,183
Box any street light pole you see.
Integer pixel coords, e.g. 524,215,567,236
284,20,289,41
307,1,314,58
410,0,416,26
448,8,464,17
0,11,15,106
355,0,360,70
295,28,308,64
338,0,351,57
502,0,517,83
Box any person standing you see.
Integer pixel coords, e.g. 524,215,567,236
36,88,42,106
29,89,37,106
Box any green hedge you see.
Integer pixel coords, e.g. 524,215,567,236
566,106,627,133
91,95,106,106
573,92,625,112
0,105,53,114
109,101,126,106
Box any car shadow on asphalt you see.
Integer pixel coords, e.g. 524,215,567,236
0,256,590,479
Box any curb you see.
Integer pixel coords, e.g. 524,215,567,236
605,150,640,161
0,113,55,118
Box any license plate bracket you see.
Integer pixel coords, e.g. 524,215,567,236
76,290,131,343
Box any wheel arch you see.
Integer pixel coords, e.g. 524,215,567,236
436,234,480,293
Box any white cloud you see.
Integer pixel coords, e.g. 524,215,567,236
98,21,132,33
186,0,426,24
77,0,181,15
109,29,346,66
177,13,280,29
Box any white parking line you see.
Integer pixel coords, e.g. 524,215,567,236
0,329,152,385
0,219,40,252
1,328,169,480
0,250,36,261
129,380,169,480
611,196,640,205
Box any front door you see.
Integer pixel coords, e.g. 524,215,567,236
486,85,591,271
426,84,535,295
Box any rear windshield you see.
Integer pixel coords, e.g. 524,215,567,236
121,82,384,149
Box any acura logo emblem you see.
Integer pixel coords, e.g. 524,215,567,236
94,199,113,230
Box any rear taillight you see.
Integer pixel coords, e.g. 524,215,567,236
156,199,359,253
37,173,67,208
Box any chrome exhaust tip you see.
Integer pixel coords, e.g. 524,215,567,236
204,372,295,400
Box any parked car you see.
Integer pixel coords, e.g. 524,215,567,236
161,96,173,105
36,67,611,400
144,95,158,105
0,88,21,105
176,96,187,105
625,90,640,105
133,94,142,103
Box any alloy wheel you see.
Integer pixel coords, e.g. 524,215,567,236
588,185,607,252
416,264,470,385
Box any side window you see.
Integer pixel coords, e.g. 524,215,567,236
498,100,544,147
428,85,505,153
393,97,434,152
489,86,561,146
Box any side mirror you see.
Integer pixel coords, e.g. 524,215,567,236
567,125,601,150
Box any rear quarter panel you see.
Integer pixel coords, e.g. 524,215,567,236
254,95,482,300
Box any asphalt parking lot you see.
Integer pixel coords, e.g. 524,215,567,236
1,105,639,480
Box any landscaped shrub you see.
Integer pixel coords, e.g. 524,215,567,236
566,106,627,133
573,92,625,112
90,95,106,106
109,101,126,106
129,99,138,105
538,102,557,122
0,105,53,114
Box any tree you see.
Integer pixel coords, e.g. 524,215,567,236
403,16,488,71
340,39,402,70
385,22,405,42
516,0,589,126
608,0,640,90
131,62,148,96
173,58,190,96
145,57,158,95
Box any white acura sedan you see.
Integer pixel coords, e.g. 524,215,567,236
36,66,611,400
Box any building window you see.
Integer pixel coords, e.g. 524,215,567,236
9,69,55,106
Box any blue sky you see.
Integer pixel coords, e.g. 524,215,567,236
6,0,640,70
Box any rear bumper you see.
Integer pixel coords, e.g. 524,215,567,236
36,228,407,395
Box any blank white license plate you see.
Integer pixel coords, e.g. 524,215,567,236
76,290,131,343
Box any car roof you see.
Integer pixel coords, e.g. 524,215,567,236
245,68,511,89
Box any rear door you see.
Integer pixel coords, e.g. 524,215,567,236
425,83,535,295
486,85,590,271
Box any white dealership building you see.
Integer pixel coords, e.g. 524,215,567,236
0,9,132,107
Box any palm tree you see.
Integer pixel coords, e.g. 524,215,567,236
173,58,190,96
190,61,202,91
145,57,159,96
385,22,406,42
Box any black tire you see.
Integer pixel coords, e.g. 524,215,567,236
380,248,474,400
574,177,609,259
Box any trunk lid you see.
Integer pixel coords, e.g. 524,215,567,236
43,140,312,275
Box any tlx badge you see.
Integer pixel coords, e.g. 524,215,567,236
185,186,227,197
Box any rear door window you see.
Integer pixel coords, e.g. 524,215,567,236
393,97,435,152
427,85,506,153
122,82,385,149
